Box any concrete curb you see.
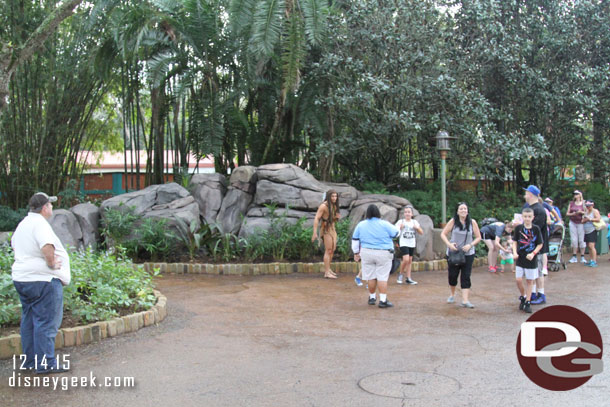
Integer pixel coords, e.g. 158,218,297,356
144,258,489,275
0,290,168,360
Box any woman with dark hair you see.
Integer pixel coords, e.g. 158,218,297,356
440,202,481,308
352,204,400,308
312,190,341,279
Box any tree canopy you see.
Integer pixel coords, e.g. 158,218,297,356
0,0,608,207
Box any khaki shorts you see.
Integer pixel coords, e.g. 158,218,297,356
361,248,393,282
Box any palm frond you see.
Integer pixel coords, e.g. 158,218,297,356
250,0,285,57
147,51,176,87
281,12,306,92
229,0,257,34
301,0,328,46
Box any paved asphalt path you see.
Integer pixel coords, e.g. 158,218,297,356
1,254,609,407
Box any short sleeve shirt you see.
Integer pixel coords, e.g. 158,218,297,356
394,219,420,248
11,212,71,284
352,218,399,250
512,224,542,269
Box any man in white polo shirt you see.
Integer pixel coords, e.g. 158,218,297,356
12,192,70,374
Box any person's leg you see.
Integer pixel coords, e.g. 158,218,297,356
397,253,408,283
578,224,586,261
405,255,413,279
376,251,393,306
460,255,475,306
13,281,42,369
484,240,496,271
588,242,597,263
569,221,578,257
368,279,377,295
447,264,459,302
516,277,525,297
322,233,337,278
32,279,63,371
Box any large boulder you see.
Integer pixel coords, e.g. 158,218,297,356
349,202,398,231
257,163,325,192
229,166,258,194
142,196,200,232
189,173,227,224
351,194,413,210
414,214,434,260
216,188,254,234
49,209,83,250
70,203,100,249
100,183,190,215
254,180,315,210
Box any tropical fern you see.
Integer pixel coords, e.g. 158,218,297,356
301,0,328,46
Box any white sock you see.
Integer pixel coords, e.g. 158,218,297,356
538,288,544,294
369,293,376,299
380,294,387,302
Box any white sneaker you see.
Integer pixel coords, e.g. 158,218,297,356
581,257,588,264
447,296,455,303
397,275,404,284
569,256,578,263
406,278,418,285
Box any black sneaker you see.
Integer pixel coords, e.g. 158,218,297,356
523,301,532,313
368,297,376,305
519,296,526,310
36,366,69,375
378,301,394,308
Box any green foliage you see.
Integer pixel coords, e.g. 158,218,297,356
0,243,21,326
0,206,27,231
57,179,85,209
175,218,205,260
0,245,159,327
211,232,242,263
138,218,176,261
335,218,353,261
101,205,176,261
101,204,141,248
581,182,610,215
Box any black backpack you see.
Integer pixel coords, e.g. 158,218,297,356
480,217,499,228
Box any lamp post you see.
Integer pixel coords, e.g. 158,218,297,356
435,131,455,226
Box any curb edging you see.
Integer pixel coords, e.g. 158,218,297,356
143,258,488,275
0,290,168,360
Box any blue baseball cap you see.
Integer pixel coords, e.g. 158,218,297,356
523,185,540,197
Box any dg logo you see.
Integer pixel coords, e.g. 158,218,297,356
516,305,604,391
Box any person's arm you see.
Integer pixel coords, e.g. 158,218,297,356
440,219,458,251
467,220,482,251
512,239,518,259
592,209,601,222
41,244,61,270
311,205,325,242
414,220,424,235
352,224,361,262
566,204,575,217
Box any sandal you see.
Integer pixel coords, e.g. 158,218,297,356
324,273,337,279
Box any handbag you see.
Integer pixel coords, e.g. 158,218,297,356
593,218,607,231
447,227,469,266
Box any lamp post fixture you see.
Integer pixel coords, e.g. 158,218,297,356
435,130,455,226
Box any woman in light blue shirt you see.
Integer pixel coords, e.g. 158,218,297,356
352,205,399,308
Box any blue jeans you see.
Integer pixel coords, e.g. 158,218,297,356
13,278,63,371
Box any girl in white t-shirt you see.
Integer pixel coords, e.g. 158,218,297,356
394,206,424,285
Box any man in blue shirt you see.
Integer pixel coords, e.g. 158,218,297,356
352,205,399,308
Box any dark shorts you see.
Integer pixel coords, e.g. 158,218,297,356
584,230,597,244
399,246,415,257
481,232,496,241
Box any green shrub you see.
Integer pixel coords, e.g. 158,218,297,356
0,206,27,231
335,218,354,261
57,179,85,209
0,244,158,327
101,204,140,248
